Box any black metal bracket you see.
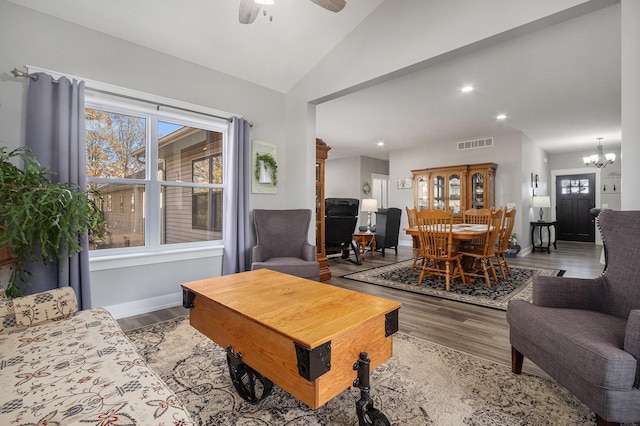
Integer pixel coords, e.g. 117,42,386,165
294,341,332,381
385,308,399,337
225,346,273,404
182,289,195,309
353,352,390,426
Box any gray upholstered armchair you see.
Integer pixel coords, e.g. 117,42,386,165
251,209,319,281
507,210,640,426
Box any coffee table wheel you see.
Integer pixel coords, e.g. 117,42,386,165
357,401,391,426
226,346,273,404
353,352,391,426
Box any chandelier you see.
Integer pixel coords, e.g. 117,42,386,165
583,138,615,168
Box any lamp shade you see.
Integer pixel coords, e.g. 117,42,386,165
532,196,551,208
361,198,378,212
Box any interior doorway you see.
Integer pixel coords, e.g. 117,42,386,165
371,174,389,209
555,173,596,242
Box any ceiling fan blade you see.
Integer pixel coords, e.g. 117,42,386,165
309,0,346,13
239,0,261,24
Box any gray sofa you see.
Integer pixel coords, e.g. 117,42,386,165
507,210,640,425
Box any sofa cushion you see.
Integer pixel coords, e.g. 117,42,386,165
0,287,78,334
0,307,193,425
507,301,636,390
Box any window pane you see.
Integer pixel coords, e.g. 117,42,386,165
85,109,146,179
88,183,145,250
159,122,223,183
162,186,222,244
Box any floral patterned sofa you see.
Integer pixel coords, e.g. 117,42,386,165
0,286,194,425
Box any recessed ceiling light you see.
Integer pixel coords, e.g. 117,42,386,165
496,114,507,120
377,140,385,146
461,85,474,93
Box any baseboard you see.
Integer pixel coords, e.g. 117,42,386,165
102,291,183,319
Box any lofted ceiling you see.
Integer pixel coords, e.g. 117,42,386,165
316,3,621,159
8,0,621,160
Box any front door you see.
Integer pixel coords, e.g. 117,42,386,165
555,173,596,242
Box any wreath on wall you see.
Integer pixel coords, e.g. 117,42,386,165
255,153,278,185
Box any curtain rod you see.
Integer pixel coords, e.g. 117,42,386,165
10,68,252,126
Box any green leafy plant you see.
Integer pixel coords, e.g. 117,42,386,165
0,146,105,297
255,152,278,185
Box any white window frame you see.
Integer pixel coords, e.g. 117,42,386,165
85,94,230,257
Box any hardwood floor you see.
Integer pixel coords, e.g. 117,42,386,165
118,241,603,378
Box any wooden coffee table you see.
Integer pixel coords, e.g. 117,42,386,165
182,269,401,424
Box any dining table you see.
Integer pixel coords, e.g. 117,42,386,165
403,223,491,283
403,223,489,243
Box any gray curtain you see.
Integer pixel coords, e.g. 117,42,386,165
24,72,91,309
222,117,251,275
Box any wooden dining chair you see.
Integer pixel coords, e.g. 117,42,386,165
415,209,466,291
405,206,422,274
462,208,493,250
461,209,503,287
493,207,517,279
462,208,493,224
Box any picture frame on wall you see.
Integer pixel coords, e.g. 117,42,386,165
252,140,277,194
397,177,413,189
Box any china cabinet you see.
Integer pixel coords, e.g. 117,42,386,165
412,163,497,220
316,138,331,281
468,163,497,209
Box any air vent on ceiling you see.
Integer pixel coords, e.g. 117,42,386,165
457,137,493,151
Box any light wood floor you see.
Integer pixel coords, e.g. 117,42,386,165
118,241,603,378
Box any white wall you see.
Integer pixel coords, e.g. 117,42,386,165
325,155,389,228
3,0,638,314
388,130,528,248
621,0,640,209
0,0,285,315
325,157,361,200
550,148,622,212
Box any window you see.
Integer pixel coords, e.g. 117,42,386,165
192,155,223,231
561,179,589,195
85,101,227,252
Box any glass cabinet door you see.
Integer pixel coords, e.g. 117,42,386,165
433,175,445,210
417,176,429,210
448,174,461,214
471,172,484,208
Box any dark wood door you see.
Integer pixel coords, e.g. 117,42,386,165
555,173,596,242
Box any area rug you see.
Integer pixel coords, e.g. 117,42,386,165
342,259,564,311
125,316,595,425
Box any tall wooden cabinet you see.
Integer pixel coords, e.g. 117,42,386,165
316,138,331,281
412,163,497,220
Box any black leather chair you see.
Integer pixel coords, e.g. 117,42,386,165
373,207,402,257
325,198,361,264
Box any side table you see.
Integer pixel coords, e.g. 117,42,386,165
530,221,557,253
353,232,376,261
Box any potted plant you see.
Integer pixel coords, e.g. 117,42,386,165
506,233,521,258
255,152,278,185
0,146,105,297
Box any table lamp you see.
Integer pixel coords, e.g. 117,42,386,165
532,196,551,222
361,198,379,234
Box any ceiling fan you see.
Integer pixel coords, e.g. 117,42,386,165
239,0,346,24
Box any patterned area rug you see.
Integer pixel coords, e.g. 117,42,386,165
125,316,595,425
342,259,564,310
